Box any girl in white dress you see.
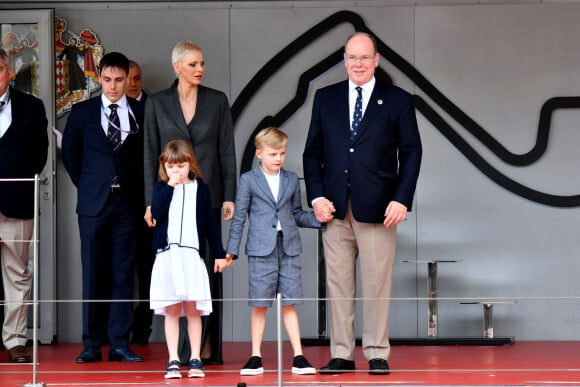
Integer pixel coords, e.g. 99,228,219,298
149,140,233,379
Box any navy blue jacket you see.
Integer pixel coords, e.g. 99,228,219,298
0,87,48,219
62,96,144,217
151,180,225,259
303,80,422,223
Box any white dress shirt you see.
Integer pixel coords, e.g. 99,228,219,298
101,94,131,143
0,89,12,138
262,167,282,231
348,77,375,125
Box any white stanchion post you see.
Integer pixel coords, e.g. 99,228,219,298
24,174,45,387
276,293,283,387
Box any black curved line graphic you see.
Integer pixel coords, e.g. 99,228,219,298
415,96,580,207
231,10,580,207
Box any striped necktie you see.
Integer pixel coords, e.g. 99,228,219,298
107,103,122,153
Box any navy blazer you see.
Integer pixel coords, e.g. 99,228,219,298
226,165,322,258
303,79,422,223
0,87,48,219
62,96,144,216
151,180,225,259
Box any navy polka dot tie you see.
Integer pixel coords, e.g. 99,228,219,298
351,86,363,140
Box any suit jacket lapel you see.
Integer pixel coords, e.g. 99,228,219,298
0,88,17,141
1,88,35,140
253,164,276,203
355,82,382,141
93,98,110,145
339,81,351,139
169,80,191,138
277,169,288,202
119,112,139,151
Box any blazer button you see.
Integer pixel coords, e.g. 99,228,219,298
272,225,276,228
344,170,349,174
349,148,354,152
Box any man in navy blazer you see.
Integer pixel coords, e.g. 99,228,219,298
303,32,422,375
0,48,48,363
62,52,144,363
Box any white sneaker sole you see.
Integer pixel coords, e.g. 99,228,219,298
240,367,264,376
164,372,182,379
187,371,205,378
292,366,316,375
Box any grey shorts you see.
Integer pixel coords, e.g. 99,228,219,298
248,233,303,307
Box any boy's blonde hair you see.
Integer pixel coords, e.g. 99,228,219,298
158,140,204,183
254,127,288,150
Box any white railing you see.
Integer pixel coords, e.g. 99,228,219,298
0,175,42,387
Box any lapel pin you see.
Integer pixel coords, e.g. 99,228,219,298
377,99,383,105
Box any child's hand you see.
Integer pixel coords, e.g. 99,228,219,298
168,172,181,187
214,258,234,272
223,201,235,221
226,253,236,266
313,198,335,223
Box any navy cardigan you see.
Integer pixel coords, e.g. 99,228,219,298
151,180,225,259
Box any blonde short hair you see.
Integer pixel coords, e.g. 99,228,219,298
171,41,202,70
254,127,288,150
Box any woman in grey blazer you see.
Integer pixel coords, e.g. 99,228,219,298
143,41,236,365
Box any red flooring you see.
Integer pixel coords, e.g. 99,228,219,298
2,341,580,387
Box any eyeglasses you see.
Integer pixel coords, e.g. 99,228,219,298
345,55,376,64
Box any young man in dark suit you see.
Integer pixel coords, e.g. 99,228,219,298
0,48,48,363
303,32,422,375
62,52,145,363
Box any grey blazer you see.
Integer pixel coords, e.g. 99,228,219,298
226,164,322,257
143,80,236,208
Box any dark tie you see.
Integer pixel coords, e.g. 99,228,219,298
107,103,122,153
351,86,363,140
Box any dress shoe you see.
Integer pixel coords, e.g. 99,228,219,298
8,345,32,363
108,347,144,362
319,358,355,374
368,358,390,375
75,347,102,363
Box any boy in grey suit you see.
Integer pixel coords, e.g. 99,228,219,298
226,127,322,376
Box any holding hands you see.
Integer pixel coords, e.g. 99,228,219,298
215,254,236,273
313,198,335,223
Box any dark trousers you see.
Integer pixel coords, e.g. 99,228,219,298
131,221,155,341
178,209,223,365
78,192,137,349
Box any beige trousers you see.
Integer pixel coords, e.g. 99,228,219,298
0,210,33,350
322,200,396,361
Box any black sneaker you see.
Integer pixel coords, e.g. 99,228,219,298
240,356,264,375
292,355,316,374
164,359,182,379
368,358,390,375
187,358,205,378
